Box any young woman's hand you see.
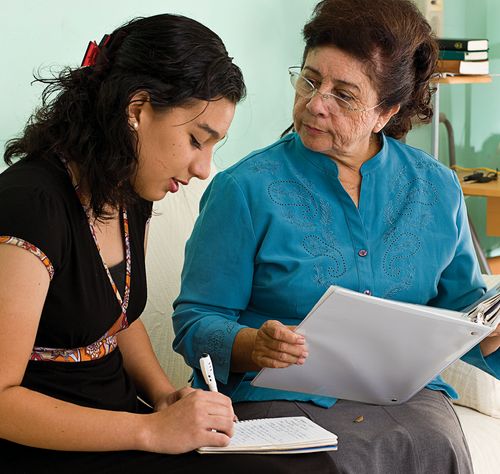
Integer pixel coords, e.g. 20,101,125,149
252,320,308,368
141,389,235,454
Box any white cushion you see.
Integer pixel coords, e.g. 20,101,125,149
453,405,500,474
442,274,500,418
443,359,500,418
141,172,215,388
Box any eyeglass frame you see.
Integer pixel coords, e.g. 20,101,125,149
288,66,383,113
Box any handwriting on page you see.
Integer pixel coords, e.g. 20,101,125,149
229,417,333,447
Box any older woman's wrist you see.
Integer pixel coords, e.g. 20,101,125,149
231,327,259,372
147,380,178,411
480,335,500,357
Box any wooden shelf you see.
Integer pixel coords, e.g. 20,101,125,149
434,75,492,84
456,171,500,236
457,171,500,198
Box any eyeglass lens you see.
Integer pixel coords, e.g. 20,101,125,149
289,71,356,112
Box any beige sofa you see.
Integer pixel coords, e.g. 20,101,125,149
141,174,500,474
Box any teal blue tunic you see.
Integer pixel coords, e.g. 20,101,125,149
173,132,499,408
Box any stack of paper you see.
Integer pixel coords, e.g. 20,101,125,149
197,416,338,454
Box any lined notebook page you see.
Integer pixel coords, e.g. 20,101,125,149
198,416,337,453
231,417,336,447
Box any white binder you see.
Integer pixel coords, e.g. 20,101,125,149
252,285,500,405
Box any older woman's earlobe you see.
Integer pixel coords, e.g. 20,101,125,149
375,104,401,133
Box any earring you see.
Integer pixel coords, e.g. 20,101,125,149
132,122,138,130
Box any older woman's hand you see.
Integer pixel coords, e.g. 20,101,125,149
480,323,500,357
251,320,309,368
153,386,196,412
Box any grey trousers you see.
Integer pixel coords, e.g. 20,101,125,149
234,389,473,474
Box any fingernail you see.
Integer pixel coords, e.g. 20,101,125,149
303,351,309,358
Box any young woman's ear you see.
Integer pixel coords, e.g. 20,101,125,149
127,91,151,130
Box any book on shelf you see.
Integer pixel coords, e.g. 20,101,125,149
252,284,500,405
439,50,488,61
438,38,489,52
197,417,338,454
437,59,489,75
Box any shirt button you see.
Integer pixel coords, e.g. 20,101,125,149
363,290,372,295
358,249,368,257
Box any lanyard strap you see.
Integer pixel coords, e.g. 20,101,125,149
86,206,132,319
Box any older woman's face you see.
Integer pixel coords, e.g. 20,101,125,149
293,46,390,160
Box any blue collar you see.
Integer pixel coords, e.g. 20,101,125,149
292,132,389,177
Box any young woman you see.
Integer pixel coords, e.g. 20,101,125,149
0,13,337,474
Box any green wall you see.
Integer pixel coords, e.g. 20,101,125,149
0,0,317,171
2,1,498,255
407,0,500,258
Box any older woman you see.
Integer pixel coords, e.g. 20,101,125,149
173,0,500,472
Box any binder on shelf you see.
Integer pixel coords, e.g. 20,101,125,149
197,416,338,454
438,38,489,52
438,50,488,61
252,285,500,406
437,59,489,75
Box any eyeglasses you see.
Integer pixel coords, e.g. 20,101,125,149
288,67,382,113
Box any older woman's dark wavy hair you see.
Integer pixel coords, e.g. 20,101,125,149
4,14,246,218
286,0,437,139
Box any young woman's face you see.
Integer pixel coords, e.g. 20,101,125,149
132,98,235,201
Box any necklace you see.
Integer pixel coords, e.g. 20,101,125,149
65,160,132,324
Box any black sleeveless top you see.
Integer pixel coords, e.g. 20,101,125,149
0,156,152,412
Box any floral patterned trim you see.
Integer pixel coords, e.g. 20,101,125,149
0,236,55,280
30,312,127,362
31,334,118,362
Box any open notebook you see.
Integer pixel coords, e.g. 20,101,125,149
252,284,500,405
197,416,338,454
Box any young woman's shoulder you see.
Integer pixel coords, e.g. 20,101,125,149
0,156,72,200
0,156,75,273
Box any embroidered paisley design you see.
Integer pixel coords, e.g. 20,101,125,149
249,160,282,176
250,155,341,289
203,329,226,367
383,173,436,297
384,177,437,231
303,235,347,285
268,180,320,228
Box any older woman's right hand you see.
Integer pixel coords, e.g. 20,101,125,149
142,389,234,454
252,320,309,368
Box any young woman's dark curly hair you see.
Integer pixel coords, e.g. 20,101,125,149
4,14,246,219
283,0,438,139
